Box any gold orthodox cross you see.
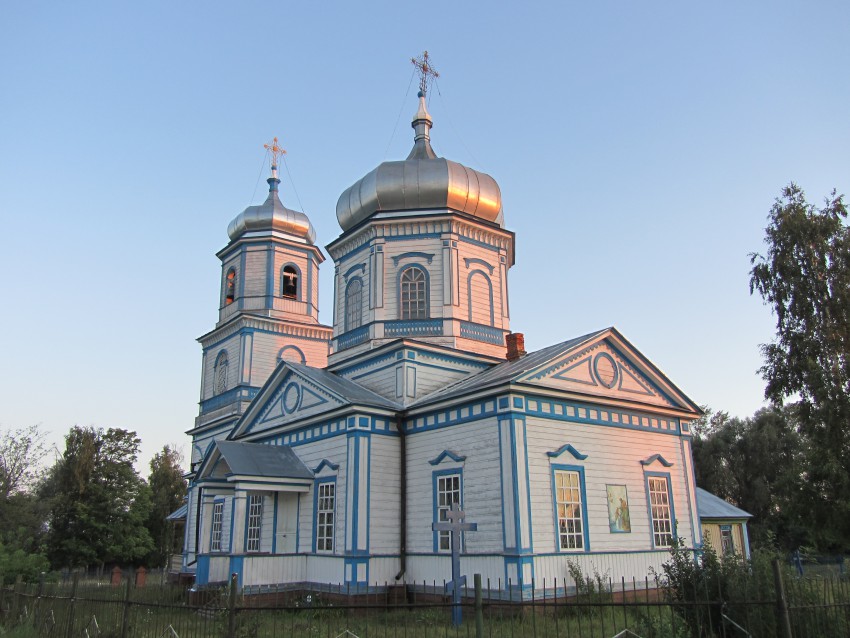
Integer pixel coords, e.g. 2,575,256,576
263,137,286,167
411,51,439,96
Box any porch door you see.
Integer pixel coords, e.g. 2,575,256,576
277,493,299,553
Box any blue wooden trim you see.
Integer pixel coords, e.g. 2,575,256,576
295,493,302,552
463,257,494,273
384,318,442,337
228,496,236,552
644,471,677,550
546,444,588,460
397,263,430,320
459,321,504,344
432,467,463,553
280,262,303,301
313,459,340,473
392,251,434,266
271,493,279,553
312,476,336,553
277,345,306,365
336,324,370,351
550,463,591,552
640,454,673,467
509,419,523,552
521,418,534,553
497,419,508,551
343,263,366,280
428,450,467,466
680,437,700,550
466,269,495,325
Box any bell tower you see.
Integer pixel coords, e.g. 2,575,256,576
190,139,332,464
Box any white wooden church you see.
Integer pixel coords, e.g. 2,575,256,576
180,61,704,595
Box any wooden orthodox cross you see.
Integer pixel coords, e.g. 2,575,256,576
431,501,477,627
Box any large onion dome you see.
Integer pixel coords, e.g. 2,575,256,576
336,93,503,232
228,169,316,244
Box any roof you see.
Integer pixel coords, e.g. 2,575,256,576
696,487,753,520
166,504,188,521
286,361,402,411
410,329,608,407
215,441,313,480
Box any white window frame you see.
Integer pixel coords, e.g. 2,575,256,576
210,501,224,552
435,472,461,552
315,481,335,553
246,494,263,553
553,466,587,551
646,474,675,548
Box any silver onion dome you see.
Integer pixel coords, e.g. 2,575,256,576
228,171,316,244
336,93,503,232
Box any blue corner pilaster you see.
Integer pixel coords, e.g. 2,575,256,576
344,420,371,586
498,413,535,591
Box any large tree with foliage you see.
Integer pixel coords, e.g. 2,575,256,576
145,445,187,568
692,407,807,548
0,425,51,582
44,427,154,568
750,183,850,549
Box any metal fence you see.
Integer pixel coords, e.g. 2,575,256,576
1,562,848,638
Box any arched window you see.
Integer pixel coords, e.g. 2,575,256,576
399,266,428,320
214,351,228,395
225,268,237,305
281,266,298,299
345,278,363,331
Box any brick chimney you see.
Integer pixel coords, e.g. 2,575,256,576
506,332,526,361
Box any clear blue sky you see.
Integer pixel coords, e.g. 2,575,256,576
2,1,848,471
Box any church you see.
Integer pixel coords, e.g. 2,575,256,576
180,56,705,595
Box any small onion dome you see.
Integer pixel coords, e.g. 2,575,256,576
228,172,316,244
336,93,503,232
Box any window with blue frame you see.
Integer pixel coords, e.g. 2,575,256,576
552,466,589,551
400,266,428,319
435,472,461,551
210,501,224,552
647,475,674,548
246,494,263,552
345,278,363,331
316,482,335,552
225,268,237,305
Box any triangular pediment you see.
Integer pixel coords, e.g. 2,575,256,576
516,330,698,412
233,366,348,438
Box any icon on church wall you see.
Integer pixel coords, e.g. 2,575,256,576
606,484,631,533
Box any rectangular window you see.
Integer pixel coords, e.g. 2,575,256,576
720,525,734,555
554,469,585,550
648,476,674,548
246,494,263,553
210,501,224,552
316,482,335,552
436,473,461,551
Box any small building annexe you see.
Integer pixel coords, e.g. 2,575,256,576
180,65,711,596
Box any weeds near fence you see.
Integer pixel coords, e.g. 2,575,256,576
1,559,849,638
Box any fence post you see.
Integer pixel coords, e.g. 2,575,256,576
227,572,238,638
474,573,483,638
65,573,79,638
120,575,132,638
772,558,793,638
11,575,22,625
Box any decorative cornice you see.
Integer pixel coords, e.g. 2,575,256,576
312,459,340,474
198,314,332,347
546,444,588,460
640,454,673,468
428,450,467,466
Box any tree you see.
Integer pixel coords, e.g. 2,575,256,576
0,425,51,581
0,425,48,500
749,183,850,550
44,427,154,568
692,407,807,548
145,445,187,568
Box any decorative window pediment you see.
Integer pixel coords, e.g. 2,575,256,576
546,444,588,461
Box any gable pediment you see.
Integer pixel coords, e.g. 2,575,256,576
234,368,347,437
517,333,694,412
